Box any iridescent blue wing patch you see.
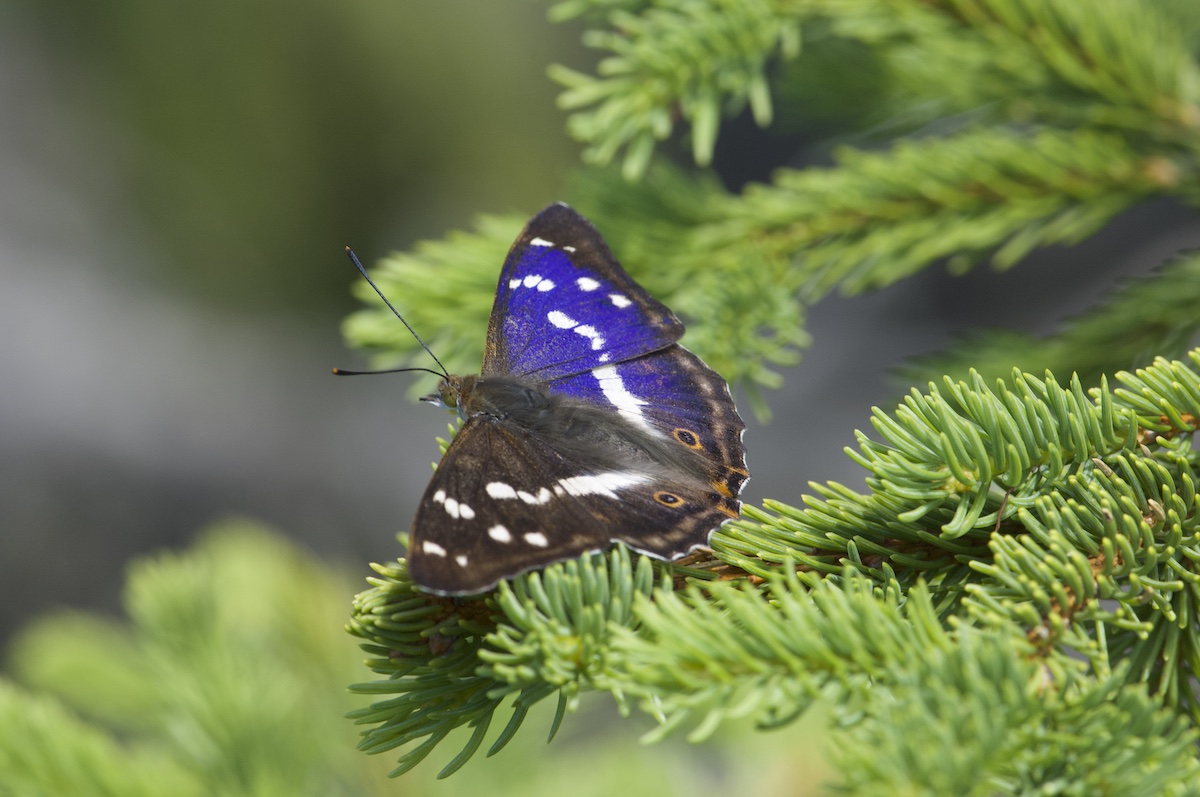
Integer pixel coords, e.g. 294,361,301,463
482,203,682,382
547,344,748,501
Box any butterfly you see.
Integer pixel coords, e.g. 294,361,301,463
398,203,747,595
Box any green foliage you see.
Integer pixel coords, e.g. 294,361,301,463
611,572,936,742
2,522,394,797
550,0,1200,172
722,127,1168,297
623,576,1200,796
550,0,800,177
837,633,1200,797
344,0,1199,398
803,0,1200,137
349,353,1200,788
346,545,662,777
331,0,1200,790
0,525,838,797
14,0,1200,793
0,681,199,797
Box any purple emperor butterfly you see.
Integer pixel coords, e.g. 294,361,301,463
369,204,747,594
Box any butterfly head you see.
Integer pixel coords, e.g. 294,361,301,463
421,375,461,411
420,375,474,420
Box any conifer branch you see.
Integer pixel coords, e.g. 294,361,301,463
615,571,1200,797
836,633,1200,796
821,0,1200,126
550,0,1200,174
548,0,800,177
348,352,1200,779
346,546,664,778
340,0,1200,785
5,523,384,794
717,127,1173,298
345,0,1197,397
345,130,1189,398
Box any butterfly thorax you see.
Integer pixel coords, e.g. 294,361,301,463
449,374,552,424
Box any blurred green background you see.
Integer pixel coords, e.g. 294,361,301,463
1,0,588,641
3,1,828,790
4,0,1200,791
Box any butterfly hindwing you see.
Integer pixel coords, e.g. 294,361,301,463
547,344,748,504
483,204,682,381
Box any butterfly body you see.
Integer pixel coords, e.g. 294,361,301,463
407,204,747,595
429,373,718,490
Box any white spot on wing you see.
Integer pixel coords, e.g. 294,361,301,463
573,324,605,350
548,310,577,329
486,482,518,499
591,365,650,428
536,279,555,292
524,532,549,547
444,497,460,518
563,245,577,253
577,277,600,291
459,503,475,520
530,237,553,247
455,555,469,567
433,490,446,503
517,487,552,505
422,541,447,557
509,278,521,289
488,525,512,543
523,274,543,288
609,293,632,308
598,353,611,363
556,471,648,499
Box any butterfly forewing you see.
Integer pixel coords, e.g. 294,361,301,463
409,418,627,594
483,203,682,381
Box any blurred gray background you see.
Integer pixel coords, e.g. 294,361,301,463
3,0,1198,646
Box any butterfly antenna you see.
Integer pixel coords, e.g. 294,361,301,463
344,246,450,379
332,366,447,378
